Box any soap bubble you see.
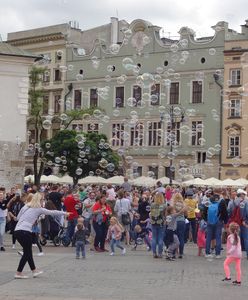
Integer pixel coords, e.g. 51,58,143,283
42,119,52,130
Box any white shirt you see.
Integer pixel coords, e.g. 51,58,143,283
114,198,131,217
15,205,66,232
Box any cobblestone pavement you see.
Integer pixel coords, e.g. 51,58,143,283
0,234,247,300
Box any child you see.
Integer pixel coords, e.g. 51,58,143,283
197,219,207,256
107,217,126,256
32,220,44,256
73,223,86,259
132,224,151,251
222,222,242,285
164,206,180,261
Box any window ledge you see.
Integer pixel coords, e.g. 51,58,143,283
226,156,241,159
229,85,241,88
228,116,241,119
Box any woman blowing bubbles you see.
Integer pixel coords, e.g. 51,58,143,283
14,192,70,279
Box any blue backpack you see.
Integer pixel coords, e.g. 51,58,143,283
207,201,220,225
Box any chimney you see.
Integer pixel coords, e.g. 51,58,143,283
111,17,119,44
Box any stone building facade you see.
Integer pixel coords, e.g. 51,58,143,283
0,43,37,190
221,20,248,179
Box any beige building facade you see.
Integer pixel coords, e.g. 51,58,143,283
221,20,248,179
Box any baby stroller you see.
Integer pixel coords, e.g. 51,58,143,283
40,215,70,247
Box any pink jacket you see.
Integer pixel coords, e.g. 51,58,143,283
226,234,242,258
107,224,122,241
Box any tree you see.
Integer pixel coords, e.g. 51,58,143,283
27,66,96,187
43,130,119,185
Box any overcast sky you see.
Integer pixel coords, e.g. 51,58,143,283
0,0,247,40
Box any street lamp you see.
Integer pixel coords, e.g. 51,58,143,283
160,105,185,185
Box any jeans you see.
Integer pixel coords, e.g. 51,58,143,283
110,239,124,253
75,241,85,257
0,217,6,247
205,222,223,255
93,221,108,250
14,230,36,272
185,218,197,243
240,225,248,256
176,220,186,255
66,218,78,241
151,225,164,255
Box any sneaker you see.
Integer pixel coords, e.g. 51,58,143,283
110,252,114,256
18,251,23,256
205,254,213,259
232,280,241,286
33,270,43,278
215,255,222,259
0,247,5,251
131,247,136,251
76,256,80,259
37,252,44,256
153,254,158,258
82,256,86,259
32,244,37,247
14,274,29,279
122,248,126,255
178,255,183,259
12,245,16,249
166,256,175,261
222,277,231,282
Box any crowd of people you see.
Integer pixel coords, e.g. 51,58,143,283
0,177,248,285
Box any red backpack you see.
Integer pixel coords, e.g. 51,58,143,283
228,202,243,226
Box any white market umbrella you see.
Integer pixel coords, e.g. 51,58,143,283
133,176,156,187
58,175,73,184
183,177,206,186
24,175,34,183
157,177,180,185
78,176,107,185
218,178,244,187
105,176,125,185
203,177,222,186
235,178,248,186
40,175,60,184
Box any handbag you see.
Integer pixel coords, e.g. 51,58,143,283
121,213,131,225
120,199,131,225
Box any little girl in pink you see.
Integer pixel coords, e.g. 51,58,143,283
197,219,207,256
222,222,242,286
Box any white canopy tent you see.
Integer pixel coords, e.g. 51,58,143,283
40,175,60,184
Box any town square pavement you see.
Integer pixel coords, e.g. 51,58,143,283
0,234,247,300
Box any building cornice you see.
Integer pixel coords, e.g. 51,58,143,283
8,32,65,46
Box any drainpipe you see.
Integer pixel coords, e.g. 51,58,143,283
64,83,73,111
213,73,223,179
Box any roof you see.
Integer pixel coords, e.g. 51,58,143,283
0,42,40,59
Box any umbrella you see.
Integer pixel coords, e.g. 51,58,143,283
183,177,206,186
203,177,222,186
157,177,180,185
218,178,244,187
78,176,107,185
58,175,73,184
234,178,248,186
105,176,125,185
40,175,60,184
133,176,156,187
24,175,34,183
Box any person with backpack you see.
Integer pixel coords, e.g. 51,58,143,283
203,189,228,259
150,193,166,258
228,189,248,259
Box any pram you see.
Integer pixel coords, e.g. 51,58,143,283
40,215,70,247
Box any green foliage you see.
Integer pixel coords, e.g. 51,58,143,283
43,130,119,184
